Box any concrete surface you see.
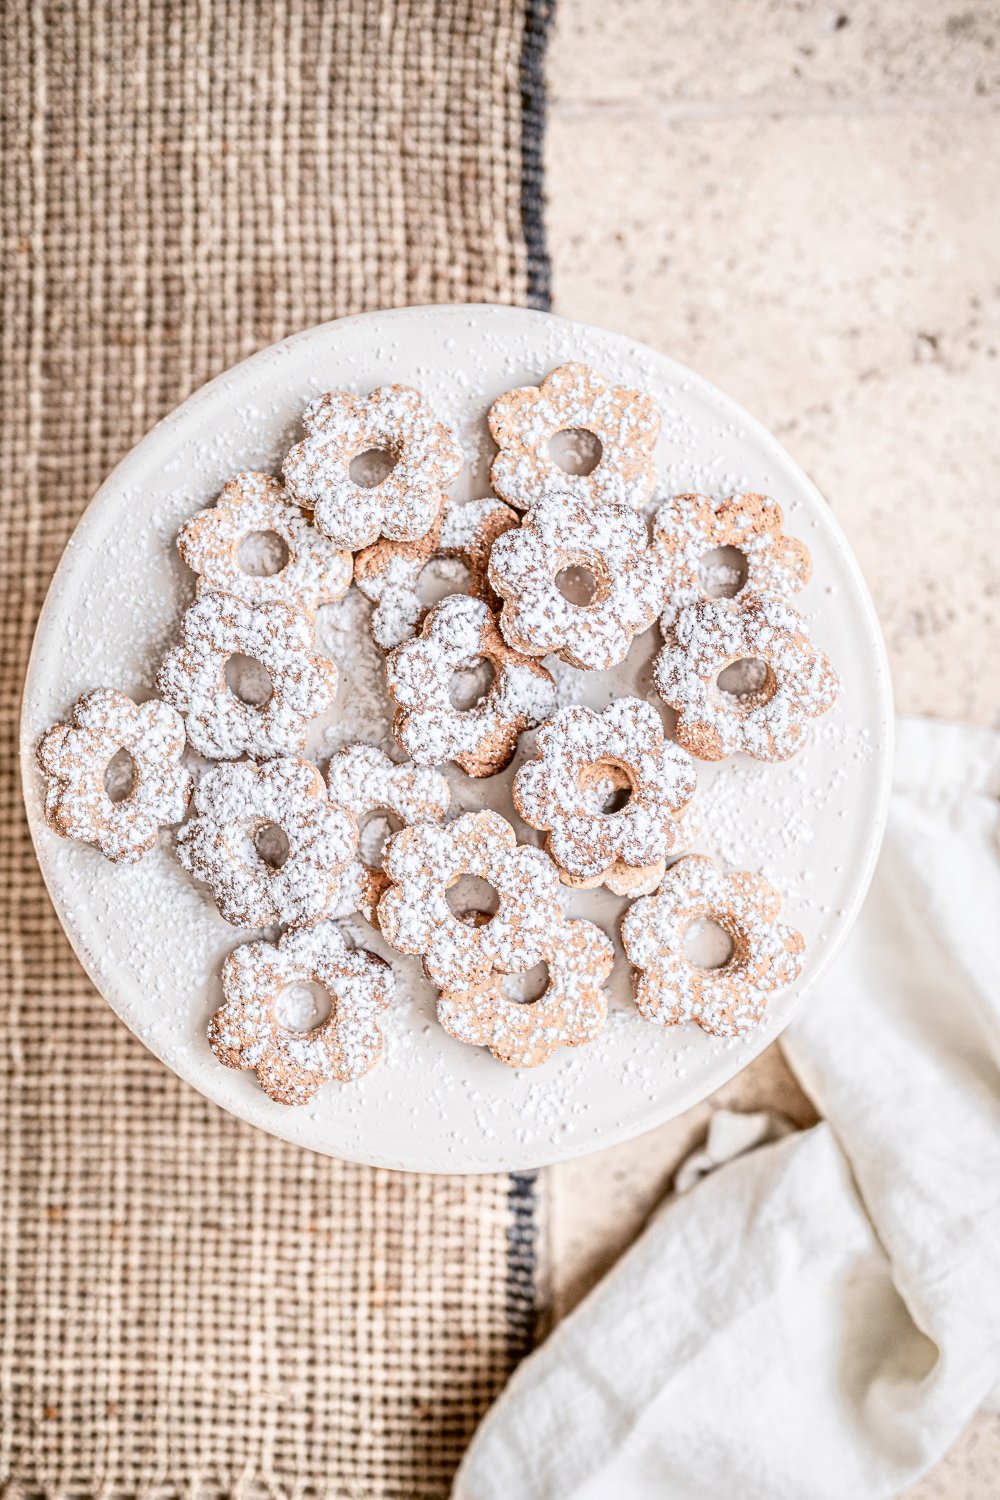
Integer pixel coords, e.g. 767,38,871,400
543,3,1000,1493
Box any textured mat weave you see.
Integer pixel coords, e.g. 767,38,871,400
0,3,552,1495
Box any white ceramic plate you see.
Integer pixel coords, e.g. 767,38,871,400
20,305,893,1173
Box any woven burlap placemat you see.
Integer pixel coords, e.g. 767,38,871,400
0,4,552,1495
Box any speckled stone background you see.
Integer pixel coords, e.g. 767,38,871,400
542,3,1000,1494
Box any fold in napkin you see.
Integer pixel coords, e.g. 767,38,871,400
454,718,1000,1500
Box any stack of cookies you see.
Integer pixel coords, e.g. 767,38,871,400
37,362,837,1103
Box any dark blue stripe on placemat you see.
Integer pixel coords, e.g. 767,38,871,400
506,1170,540,1358
520,0,555,312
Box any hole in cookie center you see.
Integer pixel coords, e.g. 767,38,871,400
225,653,274,707
699,545,748,599
357,809,404,867
103,747,135,803
237,529,290,577
254,822,290,870
716,658,775,709
684,919,735,970
274,980,331,1034
349,448,397,487
448,656,496,711
578,758,634,815
548,427,603,476
555,563,600,607
502,962,550,1006
446,874,500,927
416,557,473,609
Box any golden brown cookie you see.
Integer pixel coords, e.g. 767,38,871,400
354,494,519,650
36,687,192,864
282,384,463,550
513,699,697,896
621,853,805,1037
385,594,556,777
652,490,811,626
376,809,564,990
176,757,357,928
157,590,338,760
488,493,664,669
437,917,614,1068
177,470,352,617
653,592,839,762
209,918,394,1104
488,361,660,512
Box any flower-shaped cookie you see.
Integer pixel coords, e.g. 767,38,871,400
488,362,660,512
177,471,352,617
157,590,338,760
488,494,663,670
653,592,839,762
324,744,451,925
209,918,394,1104
437,918,615,1068
653,491,811,627
513,699,697,896
282,384,463,550
177,757,357,927
354,494,520,650
377,809,564,989
386,594,556,777
36,688,192,864
621,854,805,1036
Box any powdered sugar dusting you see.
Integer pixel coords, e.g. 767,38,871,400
437,917,615,1068
386,594,556,777
378,810,565,989
622,855,804,1037
489,361,660,512
513,699,696,891
653,490,811,627
283,383,463,550
210,918,394,1104
489,493,664,669
37,688,191,864
354,495,518,650
324,743,450,925
176,757,357,928
654,592,840,762
178,470,352,617
157,590,338,760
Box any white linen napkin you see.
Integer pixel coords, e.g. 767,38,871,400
454,717,1000,1500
